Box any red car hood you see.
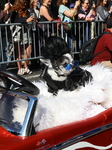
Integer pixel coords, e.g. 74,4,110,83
0,127,16,142
0,108,112,150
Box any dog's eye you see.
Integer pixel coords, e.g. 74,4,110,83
64,63,72,70
63,63,68,68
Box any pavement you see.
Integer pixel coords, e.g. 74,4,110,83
6,63,41,82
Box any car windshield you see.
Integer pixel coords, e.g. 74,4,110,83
0,88,28,133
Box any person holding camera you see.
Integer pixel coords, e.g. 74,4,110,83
57,0,80,51
10,0,35,75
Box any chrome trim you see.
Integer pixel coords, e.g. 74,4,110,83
47,123,112,150
20,95,38,136
0,87,38,137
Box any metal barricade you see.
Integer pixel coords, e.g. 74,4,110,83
0,20,106,66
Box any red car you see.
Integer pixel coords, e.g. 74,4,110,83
0,69,112,150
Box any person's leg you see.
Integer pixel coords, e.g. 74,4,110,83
23,44,32,74
85,24,89,41
16,45,24,75
67,29,72,51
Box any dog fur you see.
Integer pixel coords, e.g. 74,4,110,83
40,36,92,94
32,63,112,131
12,37,112,132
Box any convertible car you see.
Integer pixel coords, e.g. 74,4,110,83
0,67,112,150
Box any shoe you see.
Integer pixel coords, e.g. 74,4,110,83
24,67,32,74
17,68,25,75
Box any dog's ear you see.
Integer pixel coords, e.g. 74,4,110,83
40,59,52,67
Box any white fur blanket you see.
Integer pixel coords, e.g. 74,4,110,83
32,64,112,132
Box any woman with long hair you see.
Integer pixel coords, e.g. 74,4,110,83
10,0,35,75
96,0,112,21
40,0,54,22
29,0,41,70
29,0,40,19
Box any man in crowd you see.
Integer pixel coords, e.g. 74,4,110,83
90,17,112,68
0,2,11,69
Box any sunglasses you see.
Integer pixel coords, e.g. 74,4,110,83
85,3,89,4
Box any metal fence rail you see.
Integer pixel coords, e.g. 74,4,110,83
0,20,106,65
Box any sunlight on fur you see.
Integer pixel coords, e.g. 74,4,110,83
32,63,112,132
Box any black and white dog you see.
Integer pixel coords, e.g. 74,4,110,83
40,36,92,94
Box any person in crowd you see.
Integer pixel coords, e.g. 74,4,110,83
4,2,12,23
69,3,75,20
90,0,96,9
77,0,96,46
96,0,112,21
29,0,41,70
77,0,96,23
51,0,59,19
39,0,54,36
0,2,11,69
10,0,35,75
90,1,97,38
90,17,112,68
108,0,112,11
95,0,112,35
57,0,80,51
29,0,40,19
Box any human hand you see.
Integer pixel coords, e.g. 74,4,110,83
109,6,112,13
74,0,80,8
26,16,35,22
85,17,92,21
62,22,69,25
4,2,11,12
29,13,38,23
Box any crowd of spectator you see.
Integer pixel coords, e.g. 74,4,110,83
0,0,112,74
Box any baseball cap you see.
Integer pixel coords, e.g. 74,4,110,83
106,17,112,28
69,4,74,8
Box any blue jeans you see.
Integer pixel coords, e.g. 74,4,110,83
64,29,72,50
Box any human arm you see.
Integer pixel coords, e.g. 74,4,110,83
97,6,110,21
10,11,34,23
4,2,11,14
0,10,9,23
0,2,11,22
28,8,40,22
78,8,95,21
63,0,80,18
86,9,96,21
108,6,112,17
40,5,54,21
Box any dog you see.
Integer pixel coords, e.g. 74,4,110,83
40,36,92,95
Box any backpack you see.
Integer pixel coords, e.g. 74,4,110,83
79,32,112,64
